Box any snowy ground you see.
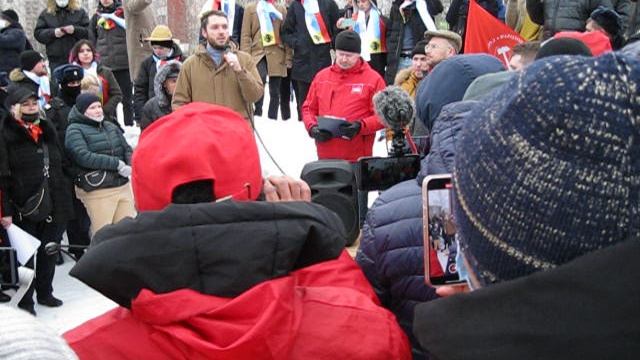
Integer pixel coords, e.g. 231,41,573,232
7,93,389,334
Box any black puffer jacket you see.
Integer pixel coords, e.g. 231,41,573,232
0,113,73,223
34,0,90,69
141,61,181,130
281,0,340,83
527,0,614,39
133,42,183,123
385,0,444,85
355,101,477,360
0,22,27,73
70,201,347,308
89,1,129,71
64,106,132,185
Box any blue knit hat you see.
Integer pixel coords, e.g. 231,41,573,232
453,53,640,285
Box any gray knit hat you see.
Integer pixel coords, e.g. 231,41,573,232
0,305,78,359
453,53,640,285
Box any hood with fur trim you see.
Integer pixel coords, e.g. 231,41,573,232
47,0,82,14
153,61,182,108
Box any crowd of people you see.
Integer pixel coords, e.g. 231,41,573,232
1,0,640,358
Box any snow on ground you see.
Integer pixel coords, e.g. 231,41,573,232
20,90,388,334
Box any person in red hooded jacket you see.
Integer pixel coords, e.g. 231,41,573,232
63,102,410,360
303,30,386,163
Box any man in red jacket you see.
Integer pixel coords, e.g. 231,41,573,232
303,30,386,163
63,103,410,360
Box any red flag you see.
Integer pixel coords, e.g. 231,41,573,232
464,0,524,68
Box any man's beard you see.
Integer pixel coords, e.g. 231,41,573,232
207,37,229,50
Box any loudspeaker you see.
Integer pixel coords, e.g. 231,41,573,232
301,160,359,246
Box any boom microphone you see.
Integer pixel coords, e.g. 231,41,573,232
373,85,415,131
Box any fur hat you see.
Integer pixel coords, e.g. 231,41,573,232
132,103,263,211
454,53,640,286
590,6,623,37
53,64,84,84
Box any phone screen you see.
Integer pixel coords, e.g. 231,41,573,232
357,155,421,191
422,175,464,286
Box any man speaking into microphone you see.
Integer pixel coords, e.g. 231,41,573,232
172,10,263,121
302,30,386,163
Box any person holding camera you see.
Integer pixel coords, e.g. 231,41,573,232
64,93,135,238
0,85,74,316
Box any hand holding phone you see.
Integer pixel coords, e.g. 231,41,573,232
422,174,466,287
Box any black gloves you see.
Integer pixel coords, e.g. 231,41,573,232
339,121,361,140
309,126,333,142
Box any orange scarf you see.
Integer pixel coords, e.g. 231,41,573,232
15,117,43,143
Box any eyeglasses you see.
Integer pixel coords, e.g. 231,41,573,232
425,43,452,51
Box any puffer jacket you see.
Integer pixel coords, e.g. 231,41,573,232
355,100,479,360
0,113,73,223
281,0,340,83
527,0,614,39
140,61,181,130
64,106,131,188
89,1,129,71
415,54,503,135
301,59,386,162
65,201,411,359
34,0,90,69
0,22,27,73
385,0,443,85
132,42,183,123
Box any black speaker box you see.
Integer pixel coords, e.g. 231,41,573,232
301,160,359,246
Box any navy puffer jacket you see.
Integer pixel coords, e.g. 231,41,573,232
356,100,478,359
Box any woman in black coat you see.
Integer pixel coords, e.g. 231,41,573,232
0,85,73,316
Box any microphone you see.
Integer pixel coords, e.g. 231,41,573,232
373,85,415,131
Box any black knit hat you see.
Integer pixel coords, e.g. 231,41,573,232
1,9,19,23
75,93,101,115
535,38,592,60
0,72,9,88
53,64,84,84
4,84,37,108
453,53,640,286
590,6,623,37
335,30,361,54
20,50,43,71
412,40,427,57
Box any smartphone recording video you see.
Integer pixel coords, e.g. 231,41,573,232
422,174,465,286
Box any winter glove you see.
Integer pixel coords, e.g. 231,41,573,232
309,126,333,142
117,160,132,178
339,121,362,140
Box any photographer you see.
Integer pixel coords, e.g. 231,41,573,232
0,85,73,315
413,51,640,360
355,54,504,359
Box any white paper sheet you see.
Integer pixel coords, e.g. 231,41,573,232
6,224,41,265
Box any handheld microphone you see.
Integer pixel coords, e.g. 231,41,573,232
373,86,415,131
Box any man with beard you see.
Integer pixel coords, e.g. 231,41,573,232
172,10,263,120
47,64,91,260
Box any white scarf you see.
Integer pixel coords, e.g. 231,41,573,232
256,0,283,47
355,7,382,61
200,0,237,37
399,0,437,31
23,70,51,108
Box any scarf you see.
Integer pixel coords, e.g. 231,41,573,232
153,49,175,70
399,0,437,31
75,61,106,105
302,0,331,44
23,71,51,108
206,43,225,66
14,117,42,143
97,7,126,30
353,5,387,61
201,0,237,37
256,0,283,47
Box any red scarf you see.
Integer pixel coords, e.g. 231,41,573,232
15,117,43,143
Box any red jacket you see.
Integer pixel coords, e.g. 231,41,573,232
64,252,411,360
302,59,386,162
